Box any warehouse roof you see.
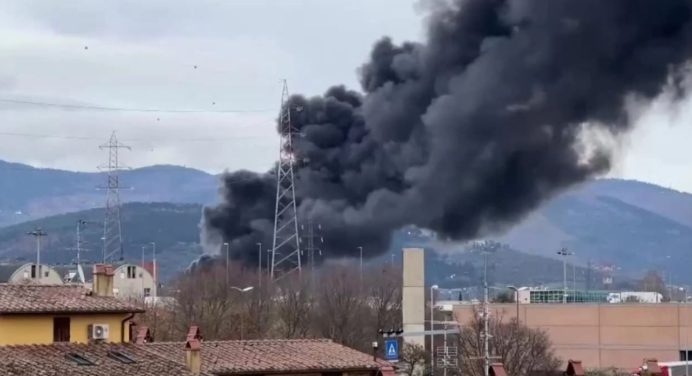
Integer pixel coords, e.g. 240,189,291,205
0,284,143,314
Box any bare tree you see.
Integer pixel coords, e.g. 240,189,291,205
365,265,402,332
399,343,430,376
314,265,369,349
455,310,560,376
275,276,313,338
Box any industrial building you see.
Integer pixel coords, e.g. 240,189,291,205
451,302,692,370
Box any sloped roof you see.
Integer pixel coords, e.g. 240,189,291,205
144,339,384,375
0,342,206,376
0,284,143,314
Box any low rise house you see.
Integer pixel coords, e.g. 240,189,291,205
0,264,143,345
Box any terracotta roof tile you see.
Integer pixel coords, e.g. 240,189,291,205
0,342,206,376
0,284,143,314
143,339,385,375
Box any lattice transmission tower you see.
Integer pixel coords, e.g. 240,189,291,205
270,80,302,281
99,131,130,263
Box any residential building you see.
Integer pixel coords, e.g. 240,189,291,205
113,263,157,300
0,328,393,376
0,264,143,345
0,263,65,284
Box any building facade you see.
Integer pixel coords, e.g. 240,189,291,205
113,263,157,300
453,303,692,370
0,263,65,284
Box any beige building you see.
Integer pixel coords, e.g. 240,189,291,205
403,248,425,346
453,303,692,370
0,263,65,284
113,264,157,300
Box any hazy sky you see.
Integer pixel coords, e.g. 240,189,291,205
1,1,692,192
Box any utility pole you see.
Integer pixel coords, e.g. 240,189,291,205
357,246,364,286
557,248,574,304
98,131,130,263
302,218,324,288
271,80,302,281
76,219,87,267
483,253,490,376
26,228,47,281
151,242,157,298
257,242,262,289
224,242,230,287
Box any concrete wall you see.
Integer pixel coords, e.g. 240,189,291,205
403,248,425,347
453,303,692,370
0,313,132,345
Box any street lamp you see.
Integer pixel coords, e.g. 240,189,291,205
256,242,262,289
230,286,254,340
430,284,439,376
507,285,519,322
224,242,230,287
150,242,157,297
557,248,574,304
357,246,364,285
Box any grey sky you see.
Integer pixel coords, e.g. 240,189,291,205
1,1,691,192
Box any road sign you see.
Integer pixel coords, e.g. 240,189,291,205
384,338,399,362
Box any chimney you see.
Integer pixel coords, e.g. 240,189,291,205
187,325,203,342
489,363,508,376
134,326,153,344
185,339,201,375
93,264,114,297
565,360,585,376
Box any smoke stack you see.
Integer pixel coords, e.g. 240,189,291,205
203,0,692,266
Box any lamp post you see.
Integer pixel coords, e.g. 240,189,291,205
231,286,254,340
430,284,439,375
507,285,519,322
256,242,262,289
149,242,157,298
224,242,230,287
357,246,363,286
557,248,574,304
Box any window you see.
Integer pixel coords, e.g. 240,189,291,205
126,266,136,279
107,350,136,364
680,350,692,361
65,353,95,366
143,288,151,297
44,270,49,277
53,317,70,342
30,264,36,279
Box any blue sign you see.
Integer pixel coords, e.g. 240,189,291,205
384,338,399,362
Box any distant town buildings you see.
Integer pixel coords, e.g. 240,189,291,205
0,262,156,300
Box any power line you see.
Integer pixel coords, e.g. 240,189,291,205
0,98,275,113
0,131,271,143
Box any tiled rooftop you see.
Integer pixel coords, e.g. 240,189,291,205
0,284,143,314
0,342,205,376
144,339,384,375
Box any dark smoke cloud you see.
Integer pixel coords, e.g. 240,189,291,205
203,0,692,263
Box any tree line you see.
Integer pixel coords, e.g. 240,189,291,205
137,262,402,354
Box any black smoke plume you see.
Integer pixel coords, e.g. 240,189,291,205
203,0,692,264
